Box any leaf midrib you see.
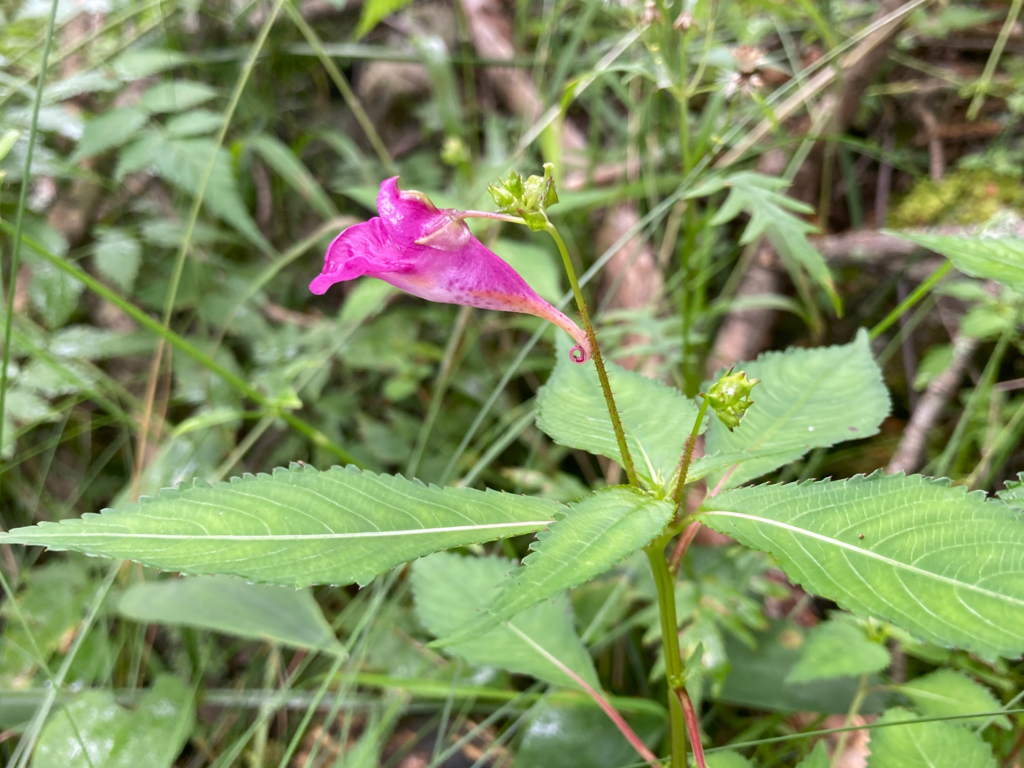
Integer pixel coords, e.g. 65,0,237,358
2,519,553,543
700,510,1024,608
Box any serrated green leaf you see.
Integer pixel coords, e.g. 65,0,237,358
699,473,1024,659
148,136,272,254
794,742,829,768
436,487,673,646
866,708,996,768
164,109,224,138
33,675,194,768
92,226,142,292
139,80,218,113
0,465,558,588
892,233,1024,291
118,575,345,655
998,473,1024,508
705,330,890,489
691,172,839,312
111,48,190,80
899,670,1010,730
71,106,149,162
246,133,339,220
27,260,83,329
538,337,701,487
786,617,890,683
412,552,599,689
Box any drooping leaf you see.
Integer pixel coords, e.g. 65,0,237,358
538,337,701,487
689,172,839,312
1,465,558,589
118,575,345,655
148,136,272,254
700,473,1024,659
866,708,996,768
412,552,598,689
32,675,194,768
92,226,142,293
899,670,1010,730
785,617,890,683
436,487,673,646
893,232,1024,292
512,701,665,768
71,106,150,162
246,133,339,220
138,80,218,113
704,330,890,489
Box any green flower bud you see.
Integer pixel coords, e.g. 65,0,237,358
487,164,560,230
705,368,759,431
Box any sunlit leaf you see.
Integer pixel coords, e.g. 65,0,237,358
1,465,558,588
413,552,598,689
436,487,673,646
700,473,1024,659
893,232,1024,292
705,330,890,489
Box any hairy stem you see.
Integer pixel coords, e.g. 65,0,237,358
672,395,710,511
645,542,689,768
546,222,640,487
677,688,708,768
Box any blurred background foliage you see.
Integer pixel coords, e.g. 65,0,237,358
1,0,1024,765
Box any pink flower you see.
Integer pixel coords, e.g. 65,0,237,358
310,178,591,363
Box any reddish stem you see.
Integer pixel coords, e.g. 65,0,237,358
676,689,708,768
668,520,702,575
709,463,738,497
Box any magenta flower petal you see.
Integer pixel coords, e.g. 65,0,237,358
310,178,591,363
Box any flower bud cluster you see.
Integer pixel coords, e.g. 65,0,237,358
488,163,560,231
705,369,759,431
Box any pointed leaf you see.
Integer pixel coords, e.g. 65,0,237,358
705,330,890,489
538,338,700,487
71,106,149,162
412,552,599,689
866,708,996,768
118,575,345,655
699,473,1024,659
706,753,755,768
786,618,890,683
466,491,670,646
437,487,673,645
139,80,218,113
893,232,1024,292
0,465,558,589
899,671,1010,730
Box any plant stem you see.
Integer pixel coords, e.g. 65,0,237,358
677,688,708,768
869,261,951,340
672,395,710,511
645,542,689,768
545,222,640,487
831,674,870,768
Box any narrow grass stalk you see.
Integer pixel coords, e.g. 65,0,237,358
0,222,357,464
285,1,398,175
408,306,473,477
869,261,951,340
134,0,287,499
0,0,59,504
967,0,1023,120
545,223,639,487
